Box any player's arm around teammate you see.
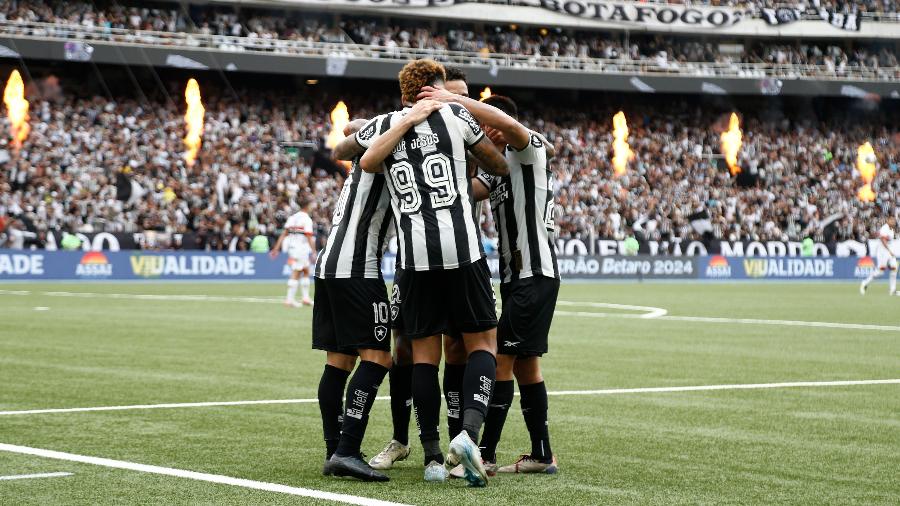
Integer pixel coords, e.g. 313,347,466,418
417,85,530,151
332,119,369,161
358,99,443,173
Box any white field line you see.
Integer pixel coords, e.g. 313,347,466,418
555,300,667,318
554,309,900,332
545,379,900,396
2,380,897,417
0,290,30,295
0,398,332,416
0,444,409,506
0,290,284,305
658,315,900,332
0,471,73,481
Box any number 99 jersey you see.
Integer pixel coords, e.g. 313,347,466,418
356,103,485,271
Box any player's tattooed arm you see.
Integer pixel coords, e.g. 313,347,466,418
343,118,367,137
471,177,490,202
468,136,509,177
417,86,529,150
534,131,556,159
333,119,369,161
359,100,443,173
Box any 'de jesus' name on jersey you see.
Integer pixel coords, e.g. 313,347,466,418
480,131,559,283
315,158,394,279
356,103,485,271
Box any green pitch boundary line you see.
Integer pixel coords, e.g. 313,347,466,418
2,379,898,417
0,471,73,481
0,444,410,506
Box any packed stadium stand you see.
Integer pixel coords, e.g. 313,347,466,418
0,0,897,252
1,1,898,81
1,67,896,251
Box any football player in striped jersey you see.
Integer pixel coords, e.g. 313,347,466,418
417,88,560,475
359,59,508,486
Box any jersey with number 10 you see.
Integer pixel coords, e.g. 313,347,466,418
356,103,485,271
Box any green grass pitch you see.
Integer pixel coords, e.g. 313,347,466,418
0,282,898,505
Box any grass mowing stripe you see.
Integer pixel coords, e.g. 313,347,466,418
7,289,896,331
2,379,897,416
0,472,73,481
0,443,410,506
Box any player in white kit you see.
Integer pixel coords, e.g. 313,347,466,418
272,196,317,307
860,217,898,296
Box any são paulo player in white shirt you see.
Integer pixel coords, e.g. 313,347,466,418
860,216,898,296
272,196,317,307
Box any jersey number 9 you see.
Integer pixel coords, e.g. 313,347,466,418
390,154,458,214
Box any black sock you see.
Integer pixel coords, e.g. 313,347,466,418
442,363,466,441
520,381,552,462
389,364,413,446
318,364,351,459
412,363,443,465
478,380,514,462
461,350,496,442
334,361,389,458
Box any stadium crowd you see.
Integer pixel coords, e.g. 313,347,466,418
0,79,391,251
1,74,897,251
1,0,898,77
474,0,896,13
627,1,893,13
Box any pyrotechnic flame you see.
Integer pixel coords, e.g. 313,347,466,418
326,101,351,170
4,70,30,149
856,142,877,202
326,101,349,151
611,111,634,177
480,87,492,101
720,113,742,176
183,78,204,166
857,184,876,202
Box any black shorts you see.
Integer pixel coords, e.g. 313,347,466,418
312,277,391,354
391,269,462,340
395,258,497,340
498,275,560,356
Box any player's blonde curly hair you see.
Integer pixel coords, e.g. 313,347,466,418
398,59,446,105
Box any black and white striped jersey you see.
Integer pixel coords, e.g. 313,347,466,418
479,131,559,283
315,157,394,279
357,103,485,271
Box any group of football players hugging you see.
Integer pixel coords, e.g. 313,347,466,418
309,59,560,487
